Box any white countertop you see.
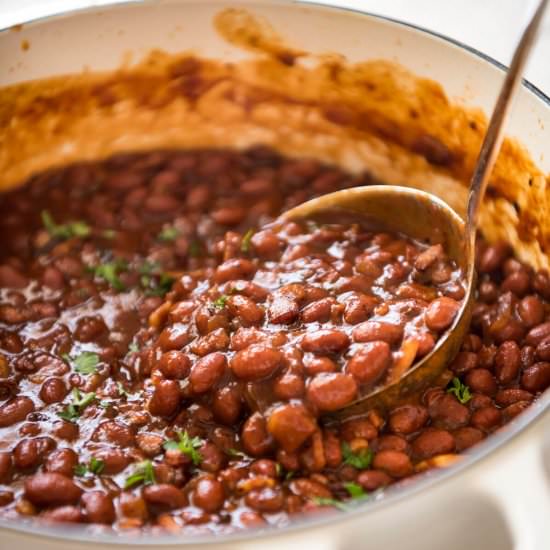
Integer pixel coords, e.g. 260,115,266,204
0,0,549,94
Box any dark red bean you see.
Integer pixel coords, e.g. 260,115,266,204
156,351,191,379
352,321,403,346
190,352,227,392
306,373,357,411
148,379,181,417
521,362,550,392
357,470,392,490
245,487,284,512
525,322,550,346
494,341,521,384
389,405,429,435
24,473,82,505
212,386,242,425
242,413,274,457
39,378,68,404
501,270,530,296
478,242,510,273
230,345,282,381
301,298,333,323
44,448,78,477
193,476,225,512
346,341,391,385
450,351,478,374
453,427,484,451
42,505,83,523
301,329,350,354
0,452,12,483
425,297,460,332
82,491,116,524
464,369,497,396
536,336,550,361
495,388,534,407
343,293,378,324
0,396,35,427
428,393,470,429
470,406,502,432
372,451,413,478
518,295,544,327
412,429,455,459
0,264,28,288
143,484,186,509
227,295,264,326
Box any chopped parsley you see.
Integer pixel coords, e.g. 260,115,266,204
139,262,174,296
447,377,472,404
75,457,105,477
89,259,127,291
240,228,255,253
41,210,91,240
344,482,367,499
212,295,229,309
101,229,116,239
342,442,373,469
124,460,156,489
57,388,96,421
163,431,203,465
158,226,180,242
63,351,99,375
117,381,130,398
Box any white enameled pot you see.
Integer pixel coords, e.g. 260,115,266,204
0,2,549,549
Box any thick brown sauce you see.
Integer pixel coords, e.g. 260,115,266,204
0,147,548,535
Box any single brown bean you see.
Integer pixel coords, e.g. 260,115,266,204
301,298,333,323
242,413,274,457
372,450,413,478
521,362,550,392
352,321,403,346
343,293,378,324
143,484,186,509
464,369,497,396
411,429,455,459
478,242,510,273
501,270,530,297
193,476,225,512
0,396,35,428
525,322,550,346
425,297,460,332
0,264,28,288
230,345,282,381
250,230,283,258
156,351,191,379
148,379,181,417
245,487,284,513
42,505,83,523
470,406,502,432
494,341,521,384
372,435,409,454
428,393,470,429
450,351,479,374
39,377,68,404
306,373,358,411
518,295,544,327
0,452,12,483
81,491,116,524
44,448,78,477
536,336,550,361
453,427,484,452
214,259,256,283
212,386,242,425
227,295,264,326
357,470,392,490
190,352,227,392
389,405,429,435
301,329,350,354
273,373,305,400
341,418,378,441
24,472,82,505
346,341,392,385
495,388,534,407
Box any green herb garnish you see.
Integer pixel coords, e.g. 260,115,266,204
227,448,248,460
240,228,255,253
163,431,203,465
101,229,116,239
75,457,105,477
343,482,367,499
63,351,100,375
128,342,140,353
117,381,130,398
124,460,156,489
342,442,373,469
90,259,127,291
57,388,96,421
212,295,229,309
41,210,91,240
139,262,174,296
447,377,472,404
158,226,180,242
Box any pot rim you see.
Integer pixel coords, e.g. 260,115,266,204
0,0,549,545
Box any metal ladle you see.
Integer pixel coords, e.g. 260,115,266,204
280,0,549,417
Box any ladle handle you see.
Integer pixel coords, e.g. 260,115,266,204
466,0,549,252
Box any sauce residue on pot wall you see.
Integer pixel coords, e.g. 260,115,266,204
0,7,548,269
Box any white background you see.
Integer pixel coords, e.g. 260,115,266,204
0,0,549,95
